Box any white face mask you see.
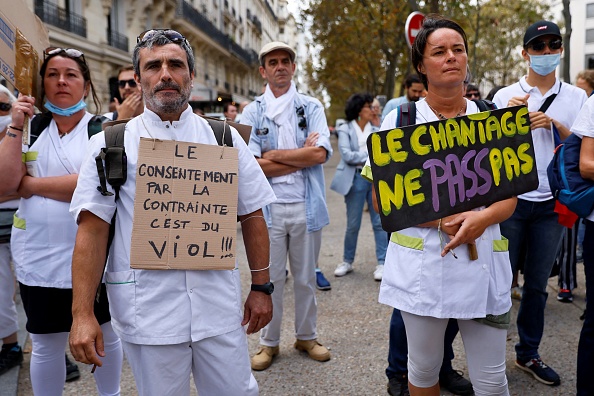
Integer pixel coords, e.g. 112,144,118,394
0,115,11,132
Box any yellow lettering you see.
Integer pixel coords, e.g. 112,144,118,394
386,129,408,163
404,169,425,206
460,119,476,146
502,147,521,181
517,143,534,174
379,176,404,215
516,107,530,135
489,148,503,186
371,133,391,166
445,119,463,148
410,125,431,156
500,111,516,137
429,124,448,153
486,115,502,142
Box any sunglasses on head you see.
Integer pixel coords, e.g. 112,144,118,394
0,102,11,112
137,29,188,45
296,106,307,129
526,39,562,52
44,47,86,62
118,79,137,89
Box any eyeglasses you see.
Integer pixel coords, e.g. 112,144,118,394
44,47,86,63
0,102,11,111
465,92,480,99
526,39,562,52
296,106,307,129
118,79,137,89
137,29,188,45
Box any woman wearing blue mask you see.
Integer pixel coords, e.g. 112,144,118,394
0,47,123,395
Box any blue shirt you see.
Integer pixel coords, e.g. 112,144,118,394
381,95,409,120
241,92,332,232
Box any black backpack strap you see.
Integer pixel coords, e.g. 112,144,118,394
201,116,233,147
95,122,127,198
538,94,557,113
87,115,109,138
397,102,417,128
474,99,497,112
29,112,53,146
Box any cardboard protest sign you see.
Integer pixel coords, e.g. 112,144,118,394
130,138,239,270
367,105,537,232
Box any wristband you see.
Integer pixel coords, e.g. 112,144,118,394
8,125,23,132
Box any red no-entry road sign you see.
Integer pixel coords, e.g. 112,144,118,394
405,12,425,48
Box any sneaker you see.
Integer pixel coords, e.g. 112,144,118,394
557,289,573,303
515,357,560,386
316,270,331,290
439,369,474,395
374,265,384,281
334,262,353,277
65,354,80,382
511,285,522,300
251,346,279,371
294,339,331,362
387,374,410,396
0,344,23,376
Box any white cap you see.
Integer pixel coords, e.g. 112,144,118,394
258,42,296,65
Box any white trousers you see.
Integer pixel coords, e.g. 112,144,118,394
30,322,122,396
0,242,18,339
121,327,258,396
260,202,319,346
401,312,509,396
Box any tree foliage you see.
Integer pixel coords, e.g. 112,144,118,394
302,0,550,121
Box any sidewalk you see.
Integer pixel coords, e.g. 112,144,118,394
11,136,586,395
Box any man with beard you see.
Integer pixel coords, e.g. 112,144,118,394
381,74,424,120
68,29,276,395
105,64,144,121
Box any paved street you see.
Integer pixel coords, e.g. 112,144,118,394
12,135,586,395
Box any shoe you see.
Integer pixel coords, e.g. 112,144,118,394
387,374,410,396
581,309,587,321
510,285,522,300
334,262,353,277
251,346,279,371
0,344,23,376
515,357,560,386
294,339,331,362
439,369,474,395
65,354,80,382
316,270,331,290
557,289,573,303
374,265,384,281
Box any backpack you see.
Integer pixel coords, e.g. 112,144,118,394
29,112,107,145
395,99,497,128
547,133,594,218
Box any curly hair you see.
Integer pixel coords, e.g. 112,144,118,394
344,93,374,122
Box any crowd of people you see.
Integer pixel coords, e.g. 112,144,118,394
0,12,591,396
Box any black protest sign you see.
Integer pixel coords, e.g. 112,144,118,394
130,138,238,270
366,105,537,232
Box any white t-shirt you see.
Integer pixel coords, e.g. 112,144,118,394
70,107,276,345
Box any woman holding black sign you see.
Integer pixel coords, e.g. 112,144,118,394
364,15,516,396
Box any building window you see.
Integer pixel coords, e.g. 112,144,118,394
588,3,594,18
587,29,594,43
585,54,594,69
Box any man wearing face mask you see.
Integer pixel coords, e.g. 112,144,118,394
493,21,587,387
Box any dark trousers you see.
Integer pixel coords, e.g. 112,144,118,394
386,308,457,379
577,220,594,396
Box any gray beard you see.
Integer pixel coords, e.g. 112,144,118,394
144,90,190,115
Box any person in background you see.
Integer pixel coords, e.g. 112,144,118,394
69,30,274,395
567,93,594,396
370,98,382,128
464,84,481,100
0,47,123,395
242,41,333,371
224,102,238,121
0,85,23,377
104,64,143,121
576,70,594,97
493,20,588,386
331,93,387,281
371,15,515,396
381,74,424,120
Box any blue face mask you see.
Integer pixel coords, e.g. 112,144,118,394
529,53,561,76
44,97,87,116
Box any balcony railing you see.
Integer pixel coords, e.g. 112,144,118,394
177,0,258,66
108,30,129,52
35,0,87,38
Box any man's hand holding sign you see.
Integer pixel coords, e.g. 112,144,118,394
367,105,538,257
